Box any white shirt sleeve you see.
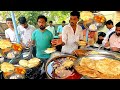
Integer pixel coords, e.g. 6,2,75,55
62,26,67,44
102,36,108,46
102,30,113,46
5,30,10,39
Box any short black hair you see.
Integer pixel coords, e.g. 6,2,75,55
70,11,80,19
37,15,47,22
49,21,53,23
6,18,12,22
18,16,27,24
98,32,106,37
115,22,120,27
62,21,66,23
105,20,113,25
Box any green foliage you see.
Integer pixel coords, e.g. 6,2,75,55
0,11,71,27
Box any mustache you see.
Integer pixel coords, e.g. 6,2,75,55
40,25,45,30
40,25,44,27
70,22,74,26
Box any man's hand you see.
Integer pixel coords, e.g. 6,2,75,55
104,42,110,47
111,47,120,52
27,41,33,48
20,42,26,49
51,39,63,46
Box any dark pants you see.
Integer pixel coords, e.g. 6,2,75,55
32,46,36,57
39,58,49,79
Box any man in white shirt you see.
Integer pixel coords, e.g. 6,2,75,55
17,16,36,57
46,21,55,37
61,11,83,54
17,16,36,48
102,20,115,47
5,18,17,43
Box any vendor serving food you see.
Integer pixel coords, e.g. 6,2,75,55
53,11,83,54
61,11,84,54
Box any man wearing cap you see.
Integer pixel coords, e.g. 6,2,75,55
83,24,98,46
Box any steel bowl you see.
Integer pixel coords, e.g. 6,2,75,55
45,55,82,79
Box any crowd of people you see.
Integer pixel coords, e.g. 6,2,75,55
4,11,120,64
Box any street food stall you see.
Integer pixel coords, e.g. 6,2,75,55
0,40,120,79
0,11,120,79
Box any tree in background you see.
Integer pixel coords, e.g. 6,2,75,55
0,11,71,27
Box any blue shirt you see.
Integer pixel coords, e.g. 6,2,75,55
57,25,63,33
32,29,53,59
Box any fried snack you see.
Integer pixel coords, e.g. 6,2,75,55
19,58,40,68
72,49,88,57
1,62,15,72
96,59,120,76
45,48,55,53
12,43,23,52
74,65,99,78
62,59,74,68
28,58,40,65
80,11,94,21
28,58,40,68
75,57,120,79
19,60,28,68
77,41,87,46
0,40,12,49
47,48,55,51
80,57,97,70
1,48,11,55
14,67,26,75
